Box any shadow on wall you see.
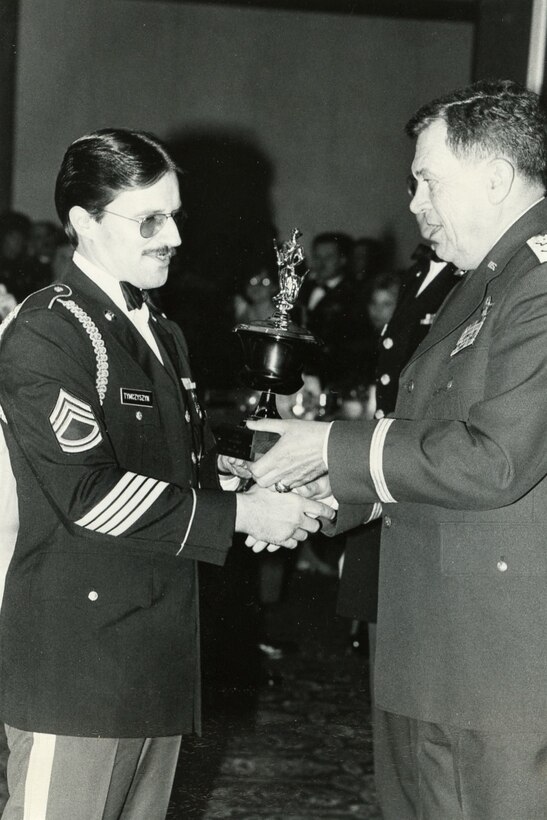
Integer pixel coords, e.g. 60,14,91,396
161,128,277,390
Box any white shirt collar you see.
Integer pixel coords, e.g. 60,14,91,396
72,250,164,363
72,249,130,316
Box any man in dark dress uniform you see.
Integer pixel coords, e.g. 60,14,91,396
0,129,332,820
248,80,547,819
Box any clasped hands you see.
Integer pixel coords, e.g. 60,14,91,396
218,419,335,553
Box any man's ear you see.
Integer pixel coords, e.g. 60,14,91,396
486,158,514,205
68,206,96,240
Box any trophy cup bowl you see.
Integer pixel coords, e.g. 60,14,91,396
215,229,322,460
236,319,317,396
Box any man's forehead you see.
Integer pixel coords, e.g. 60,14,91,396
109,172,180,214
411,119,453,175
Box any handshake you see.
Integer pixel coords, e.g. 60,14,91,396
219,418,335,553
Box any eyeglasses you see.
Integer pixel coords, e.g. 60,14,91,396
406,175,417,198
102,208,185,239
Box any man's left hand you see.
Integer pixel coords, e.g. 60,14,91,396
217,454,253,479
246,418,329,488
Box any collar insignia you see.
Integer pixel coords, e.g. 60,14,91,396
527,233,547,261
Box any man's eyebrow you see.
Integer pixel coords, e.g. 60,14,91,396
137,206,183,217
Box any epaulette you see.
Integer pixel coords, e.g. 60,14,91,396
16,283,73,313
526,233,547,262
0,284,109,407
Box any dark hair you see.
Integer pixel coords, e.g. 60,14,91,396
312,231,353,259
55,129,179,245
406,79,547,186
369,271,401,295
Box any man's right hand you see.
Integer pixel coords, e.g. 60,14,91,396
235,484,335,549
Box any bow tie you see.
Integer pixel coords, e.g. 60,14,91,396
120,282,145,311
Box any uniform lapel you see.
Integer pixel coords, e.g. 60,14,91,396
63,265,179,395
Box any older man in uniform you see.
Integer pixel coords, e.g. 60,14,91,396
337,232,460,687
247,80,547,819
0,129,333,820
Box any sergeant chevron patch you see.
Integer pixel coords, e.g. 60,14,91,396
49,389,102,454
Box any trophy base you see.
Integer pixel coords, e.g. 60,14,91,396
239,367,303,396
215,424,279,461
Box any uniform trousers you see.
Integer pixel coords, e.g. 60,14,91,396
374,707,547,820
3,725,182,820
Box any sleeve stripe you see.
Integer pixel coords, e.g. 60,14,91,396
93,477,164,534
105,481,169,536
364,501,383,523
75,472,141,527
176,488,197,556
75,472,168,536
370,419,397,504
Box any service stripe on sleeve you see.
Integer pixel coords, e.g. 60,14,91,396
364,501,383,523
75,471,168,536
176,488,196,555
370,419,397,504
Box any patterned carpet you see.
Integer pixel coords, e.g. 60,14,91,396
168,547,382,819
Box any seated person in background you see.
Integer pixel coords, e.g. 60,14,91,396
0,211,32,303
24,220,64,291
350,236,387,293
234,262,278,323
366,271,400,334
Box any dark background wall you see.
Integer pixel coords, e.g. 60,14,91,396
12,0,473,265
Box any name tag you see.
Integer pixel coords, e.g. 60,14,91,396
120,388,154,408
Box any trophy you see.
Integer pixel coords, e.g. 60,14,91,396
215,228,321,460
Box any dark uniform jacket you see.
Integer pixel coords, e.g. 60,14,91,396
299,276,368,390
337,250,459,621
0,264,236,738
328,197,547,731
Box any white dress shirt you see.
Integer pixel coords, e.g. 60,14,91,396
73,250,163,364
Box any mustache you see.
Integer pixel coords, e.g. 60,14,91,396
142,247,177,258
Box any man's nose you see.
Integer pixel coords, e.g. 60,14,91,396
162,215,182,247
409,180,429,215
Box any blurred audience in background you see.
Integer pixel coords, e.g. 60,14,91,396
0,212,70,315
234,261,279,324
0,212,32,305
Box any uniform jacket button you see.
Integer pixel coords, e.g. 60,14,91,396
135,410,143,421
406,380,415,393
497,559,508,572
384,515,392,528
88,590,99,601
185,410,191,423
375,409,385,419
380,374,391,386
191,452,197,464
383,337,394,349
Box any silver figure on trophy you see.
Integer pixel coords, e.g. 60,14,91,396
215,228,322,459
